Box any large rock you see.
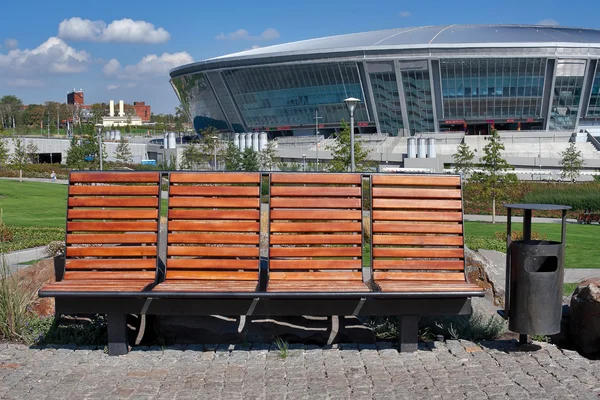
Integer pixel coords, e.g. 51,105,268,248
12,256,60,316
464,247,501,306
570,279,600,356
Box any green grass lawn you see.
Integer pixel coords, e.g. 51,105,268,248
464,221,598,269
0,180,67,228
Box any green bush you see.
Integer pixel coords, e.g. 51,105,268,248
420,313,506,341
0,226,64,253
465,236,505,252
0,164,69,180
523,182,600,211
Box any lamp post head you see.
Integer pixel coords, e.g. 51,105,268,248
343,97,360,116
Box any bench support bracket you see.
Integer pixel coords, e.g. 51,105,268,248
397,315,419,352
107,313,128,356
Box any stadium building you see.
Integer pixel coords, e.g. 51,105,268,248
170,24,600,139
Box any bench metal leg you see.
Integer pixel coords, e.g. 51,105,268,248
107,313,129,356
397,315,419,352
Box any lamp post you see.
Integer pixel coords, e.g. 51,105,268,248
97,126,103,171
302,154,306,172
343,97,360,172
211,135,218,171
314,110,322,171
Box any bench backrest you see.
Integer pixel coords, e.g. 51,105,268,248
269,173,363,283
64,171,161,281
370,174,466,282
166,172,261,281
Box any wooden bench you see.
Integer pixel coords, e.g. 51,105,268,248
40,171,484,355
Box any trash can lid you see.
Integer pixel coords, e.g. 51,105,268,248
503,204,572,210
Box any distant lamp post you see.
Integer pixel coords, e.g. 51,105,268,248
314,110,322,171
343,97,360,172
97,126,103,171
302,154,306,172
211,135,218,171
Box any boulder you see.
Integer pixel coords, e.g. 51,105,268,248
12,256,60,316
570,279,600,356
464,247,500,306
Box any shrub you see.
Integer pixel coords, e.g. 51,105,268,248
420,313,506,341
465,236,505,252
0,226,64,253
523,182,600,211
493,230,547,242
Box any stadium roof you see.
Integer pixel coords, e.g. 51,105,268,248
170,24,600,77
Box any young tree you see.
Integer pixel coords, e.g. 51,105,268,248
179,143,203,170
66,136,87,169
277,161,302,171
26,142,39,164
241,147,259,171
453,142,475,178
559,142,584,183
115,137,133,164
9,138,27,182
479,129,515,223
327,120,370,172
0,137,8,166
223,141,242,171
258,141,278,171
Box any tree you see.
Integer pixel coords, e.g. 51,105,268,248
9,138,27,182
66,136,87,169
26,141,39,164
223,141,242,171
559,142,584,182
179,144,203,170
0,95,24,130
479,129,515,223
0,137,9,166
66,125,106,170
258,141,278,171
326,120,370,172
277,161,302,171
241,147,259,171
115,137,133,164
453,142,475,178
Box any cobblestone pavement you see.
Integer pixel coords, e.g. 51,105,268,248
0,340,599,399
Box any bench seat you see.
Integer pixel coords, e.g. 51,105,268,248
267,280,370,292
376,280,483,293
152,280,258,293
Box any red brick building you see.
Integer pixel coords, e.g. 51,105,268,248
133,101,151,122
67,90,84,106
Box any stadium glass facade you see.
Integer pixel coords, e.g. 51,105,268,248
170,25,600,137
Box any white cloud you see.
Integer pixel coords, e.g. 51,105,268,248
7,78,44,87
537,18,559,26
58,17,170,43
216,28,280,41
399,11,412,17
107,84,119,90
251,45,261,49
0,37,90,75
103,52,194,80
4,39,18,49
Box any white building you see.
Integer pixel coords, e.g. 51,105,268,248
102,100,143,127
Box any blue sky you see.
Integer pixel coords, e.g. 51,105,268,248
0,0,596,114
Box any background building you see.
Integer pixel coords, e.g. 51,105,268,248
170,24,600,138
67,89,84,107
133,101,151,122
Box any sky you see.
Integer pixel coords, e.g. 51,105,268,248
0,0,597,114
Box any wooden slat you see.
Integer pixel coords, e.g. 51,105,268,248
168,246,259,257
68,197,158,208
373,199,462,210
374,272,466,281
67,221,158,232
372,187,462,199
372,211,463,222
270,186,361,197
376,282,481,292
267,282,368,292
372,235,464,246
70,172,159,183
170,172,260,183
372,222,463,234
67,234,157,244
69,185,159,196
373,248,464,258
65,259,157,270
168,221,259,232
169,186,259,197
270,247,361,257
270,234,362,245
164,271,257,280
271,198,361,209
169,197,258,208
270,222,361,233
42,281,153,292
270,210,361,221
66,246,157,257
69,209,158,220
167,259,258,270
372,174,460,187
167,233,259,245
271,173,361,184
270,260,362,270
63,271,156,280
153,281,258,292
372,259,465,270
269,271,362,281
168,209,260,220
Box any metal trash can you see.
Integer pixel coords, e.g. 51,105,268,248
508,240,564,335
502,204,571,343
